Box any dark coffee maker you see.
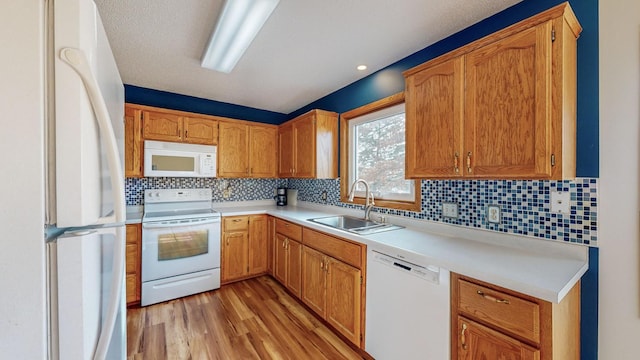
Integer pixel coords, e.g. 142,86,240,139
275,187,287,206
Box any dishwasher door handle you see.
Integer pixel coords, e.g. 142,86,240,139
393,262,412,271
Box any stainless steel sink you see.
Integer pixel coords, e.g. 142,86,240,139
308,215,403,235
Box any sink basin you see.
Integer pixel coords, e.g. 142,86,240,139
308,215,403,235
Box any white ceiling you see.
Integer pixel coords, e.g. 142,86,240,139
95,0,522,114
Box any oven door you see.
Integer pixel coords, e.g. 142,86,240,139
141,217,221,282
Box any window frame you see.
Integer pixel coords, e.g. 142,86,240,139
339,92,420,212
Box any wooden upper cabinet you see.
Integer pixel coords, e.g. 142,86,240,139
278,123,295,177
137,105,218,145
124,104,143,178
465,23,552,178
403,3,581,180
405,57,464,178
143,110,183,142
278,109,338,179
249,125,277,178
183,117,218,145
218,121,278,178
218,121,249,177
293,114,316,178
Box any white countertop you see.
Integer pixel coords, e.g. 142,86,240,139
214,200,588,304
126,205,143,224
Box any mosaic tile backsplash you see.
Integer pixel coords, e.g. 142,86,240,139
126,177,598,246
125,177,287,204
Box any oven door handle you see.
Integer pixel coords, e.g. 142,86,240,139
142,218,220,229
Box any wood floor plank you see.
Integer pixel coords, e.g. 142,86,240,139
127,276,364,360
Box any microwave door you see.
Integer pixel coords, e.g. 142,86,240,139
144,149,198,177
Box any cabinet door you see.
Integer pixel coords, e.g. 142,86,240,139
464,22,552,178
278,124,294,177
125,224,141,304
183,117,217,145
222,231,248,282
293,116,316,178
457,317,539,360
267,217,275,275
218,122,249,177
249,125,277,178
326,257,361,345
286,239,302,298
248,215,268,275
142,110,183,142
274,233,288,284
405,57,464,178
124,106,143,178
301,246,327,317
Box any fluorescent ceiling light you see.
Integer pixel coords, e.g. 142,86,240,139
201,0,280,73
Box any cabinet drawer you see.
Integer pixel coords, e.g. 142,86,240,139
302,228,362,268
275,219,302,241
224,216,249,231
458,279,540,343
126,244,138,274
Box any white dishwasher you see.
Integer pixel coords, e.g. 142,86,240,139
365,247,450,360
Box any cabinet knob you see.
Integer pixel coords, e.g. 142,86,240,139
466,152,472,173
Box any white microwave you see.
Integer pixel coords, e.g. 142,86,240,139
144,140,216,178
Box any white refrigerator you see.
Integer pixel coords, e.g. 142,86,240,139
0,0,126,359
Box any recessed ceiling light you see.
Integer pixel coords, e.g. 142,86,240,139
357,65,367,71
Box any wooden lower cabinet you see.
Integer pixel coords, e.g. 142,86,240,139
221,215,268,283
273,219,303,298
451,273,580,360
301,246,327,317
222,229,249,281
457,317,540,360
125,224,141,305
274,233,302,297
299,228,365,347
302,245,362,346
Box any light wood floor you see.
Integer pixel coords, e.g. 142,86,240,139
127,276,365,360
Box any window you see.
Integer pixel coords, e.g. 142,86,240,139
340,93,420,211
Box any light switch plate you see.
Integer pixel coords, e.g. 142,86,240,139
487,205,501,224
551,191,571,214
442,202,459,218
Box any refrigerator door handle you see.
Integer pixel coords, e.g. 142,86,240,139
93,229,125,360
59,47,125,224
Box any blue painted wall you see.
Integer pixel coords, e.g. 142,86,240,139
125,84,288,125
291,0,599,179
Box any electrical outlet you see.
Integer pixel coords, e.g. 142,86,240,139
487,205,501,224
321,190,327,201
551,191,570,214
442,202,459,218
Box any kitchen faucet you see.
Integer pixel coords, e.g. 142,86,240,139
348,179,375,220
